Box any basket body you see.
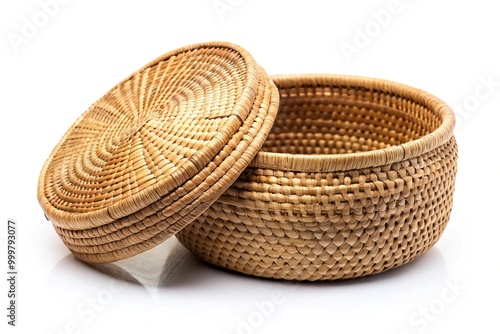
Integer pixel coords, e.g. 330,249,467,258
176,75,458,281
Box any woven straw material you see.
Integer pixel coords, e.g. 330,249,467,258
176,74,458,281
38,42,279,263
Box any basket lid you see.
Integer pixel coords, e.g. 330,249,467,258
38,42,279,263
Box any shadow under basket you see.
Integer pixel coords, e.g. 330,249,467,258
176,74,458,281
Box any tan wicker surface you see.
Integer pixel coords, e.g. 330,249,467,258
176,74,458,281
38,42,279,263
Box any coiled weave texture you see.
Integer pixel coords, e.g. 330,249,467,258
38,42,279,263
176,75,458,281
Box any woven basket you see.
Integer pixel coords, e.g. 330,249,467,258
176,74,458,281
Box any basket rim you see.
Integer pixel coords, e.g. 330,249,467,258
37,41,261,230
249,74,455,172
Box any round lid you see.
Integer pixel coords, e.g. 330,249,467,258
38,42,279,263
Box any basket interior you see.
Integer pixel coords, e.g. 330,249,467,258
261,84,442,155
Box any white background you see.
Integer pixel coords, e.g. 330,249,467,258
1,1,499,333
